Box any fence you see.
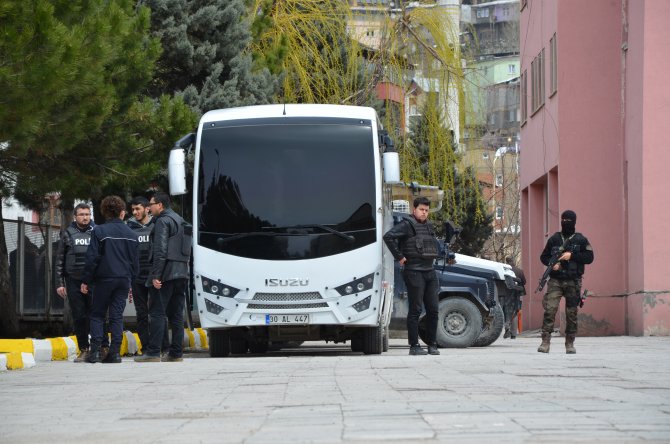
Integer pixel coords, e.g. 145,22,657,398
4,218,64,320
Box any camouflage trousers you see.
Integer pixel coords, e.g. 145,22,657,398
542,278,580,335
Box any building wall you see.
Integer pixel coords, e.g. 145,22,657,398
519,0,670,336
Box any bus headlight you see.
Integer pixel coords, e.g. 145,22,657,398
201,276,239,298
335,273,375,296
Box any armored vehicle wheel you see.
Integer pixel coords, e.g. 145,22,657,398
472,303,504,347
209,330,231,357
435,297,483,348
362,325,383,354
230,338,248,354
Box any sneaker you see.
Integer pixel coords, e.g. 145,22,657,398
409,345,428,355
162,355,183,362
74,349,89,363
134,354,161,363
428,344,440,355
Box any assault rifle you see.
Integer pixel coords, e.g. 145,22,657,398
535,236,574,293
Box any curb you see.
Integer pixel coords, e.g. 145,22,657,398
0,328,209,371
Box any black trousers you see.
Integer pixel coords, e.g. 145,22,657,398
403,269,439,346
66,277,91,350
132,281,170,352
89,278,129,353
146,279,187,357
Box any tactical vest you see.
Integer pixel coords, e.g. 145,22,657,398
164,212,192,263
552,232,586,279
131,222,153,280
400,217,440,260
65,226,91,278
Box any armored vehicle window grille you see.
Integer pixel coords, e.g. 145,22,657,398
252,292,322,301
247,303,329,310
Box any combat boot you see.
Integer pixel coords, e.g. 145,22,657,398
86,346,102,363
565,334,576,354
537,332,551,353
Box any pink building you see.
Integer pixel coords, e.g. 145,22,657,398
519,0,670,336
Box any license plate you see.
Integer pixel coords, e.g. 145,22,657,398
265,314,310,325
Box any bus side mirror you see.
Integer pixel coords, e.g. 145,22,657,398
168,133,195,196
381,134,400,183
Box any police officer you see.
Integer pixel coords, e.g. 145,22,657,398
503,256,526,339
538,210,594,354
55,203,101,362
135,192,190,363
126,196,155,350
383,197,440,356
80,196,139,363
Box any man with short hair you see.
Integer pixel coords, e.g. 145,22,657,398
383,197,441,356
55,203,102,362
135,192,189,363
126,196,155,351
81,195,139,363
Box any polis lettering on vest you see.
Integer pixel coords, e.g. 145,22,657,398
138,234,150,243
74,238,90,246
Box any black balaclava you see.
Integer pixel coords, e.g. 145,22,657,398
561,210,577,236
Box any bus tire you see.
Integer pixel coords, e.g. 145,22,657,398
435,297,483,348
382,327,389,352
209,330,231,357
472,303,504,347
362,325,383,355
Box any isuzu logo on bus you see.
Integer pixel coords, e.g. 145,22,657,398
265,278,309,287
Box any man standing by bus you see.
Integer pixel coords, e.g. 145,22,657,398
383,197,440,356
134,193,190,362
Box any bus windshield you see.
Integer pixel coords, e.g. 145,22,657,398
197,117,377,260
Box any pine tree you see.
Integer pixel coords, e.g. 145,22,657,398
143,0,279,114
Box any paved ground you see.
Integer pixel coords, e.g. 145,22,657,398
2,336,670,443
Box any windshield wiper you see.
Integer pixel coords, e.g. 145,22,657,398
215,231,279,246
266,224,355,243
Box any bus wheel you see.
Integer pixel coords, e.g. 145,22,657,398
362,326,383,355
382,327,389,352
209,330,231,357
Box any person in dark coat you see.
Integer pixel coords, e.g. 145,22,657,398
134,192,189,363
81,196,139,363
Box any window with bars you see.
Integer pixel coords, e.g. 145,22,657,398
520,70,527,124
531,49,545,113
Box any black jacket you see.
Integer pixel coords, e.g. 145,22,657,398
82,219,139,284
148,208,189,284
127,216,154,283
55,220,95,287
540,232,594,280
383,217,436,271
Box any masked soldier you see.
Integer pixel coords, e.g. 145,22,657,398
538,210,594,354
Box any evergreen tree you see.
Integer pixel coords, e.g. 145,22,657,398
0,0,194,336
143,0,279,114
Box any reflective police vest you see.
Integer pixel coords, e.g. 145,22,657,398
129,220,154,281
65,226,91,278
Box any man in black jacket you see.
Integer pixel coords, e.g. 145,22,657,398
503,256,526,339
81,196,139,363
538,210,594,354
55,203,99,362
135,192,189,362
383,197,440,356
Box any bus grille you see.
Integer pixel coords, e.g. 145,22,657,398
252,292,322,301
247,303,329,310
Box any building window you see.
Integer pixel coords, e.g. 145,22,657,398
476,8,489,19
496,206,503,219
531,48,545,113
508,64,516,74
520,70,527,124
550,33,557,96
495,174,503,187
483,152,489,159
